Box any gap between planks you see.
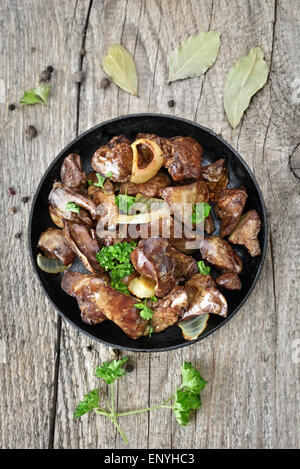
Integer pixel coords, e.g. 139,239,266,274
48,0,94,449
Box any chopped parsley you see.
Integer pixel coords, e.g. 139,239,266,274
191,203,211,224
197,261,211,275
115,194,136,214
65,201,80,214
94,173,106,188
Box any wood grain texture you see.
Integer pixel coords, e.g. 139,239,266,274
0,0,91,449
1,0,300,449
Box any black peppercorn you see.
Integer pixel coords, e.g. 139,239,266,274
168,99,175,107
25,125,37,140
22,196,29,204
15,232,22,239
86,345,93,351
31,47,36,53
9,103,16,111
80,48,86,56
100,77,111,89
47,65,54,74
73,71,86,83
125,364,134,373
40,69,51,82
8,187,16,195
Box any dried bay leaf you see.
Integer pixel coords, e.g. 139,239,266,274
168,31,221,83
224,46,269,129
102,44,138,97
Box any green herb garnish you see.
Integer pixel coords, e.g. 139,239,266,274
134,298,155,320
74,389,100,418
110,279,130,295
115,194,136,214
106,171,113,178
95,357,129,384
197,260,211,275
65,202,80,214
87,179,93,186
75,358,206,443
94,173,106,188
148,326,154,338
96,241,137,293
149,295,157,302
19,85,51,106
191,203,211,224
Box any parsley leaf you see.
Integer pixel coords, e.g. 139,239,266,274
191,203,211,224
96,241,137,292
172,389,202,426
197,260,211,275
148,325,154,338
181,362,207,394
74,389,100,418
111,278,130,295
87,179,93,186
134,298,155,320
94,173,106,188
115,194,136,214
19,85,51,106
95,357,129,384
171,361,206,425
106,171,113,178
65,201,80,214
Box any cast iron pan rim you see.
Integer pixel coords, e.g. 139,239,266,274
28,113,268,352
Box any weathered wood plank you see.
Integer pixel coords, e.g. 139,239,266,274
0,0,90,449
54,0,300,449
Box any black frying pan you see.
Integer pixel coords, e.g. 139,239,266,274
28,114,268,352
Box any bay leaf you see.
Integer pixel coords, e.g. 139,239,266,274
223,46,269,129
168,31,221,83
102,44,138,97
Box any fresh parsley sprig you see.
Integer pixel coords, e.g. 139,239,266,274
74,358,206,443
96,241,137,294
134,298,155,320
134,296,157,320
87,173,111,188
95,357,128,384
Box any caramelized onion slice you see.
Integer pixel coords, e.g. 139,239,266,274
178,314,209,341
130,138,164,184
117,204,170,224
37,254,72,274
128,276,156,298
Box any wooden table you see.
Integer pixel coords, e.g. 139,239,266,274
1,0,300,449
